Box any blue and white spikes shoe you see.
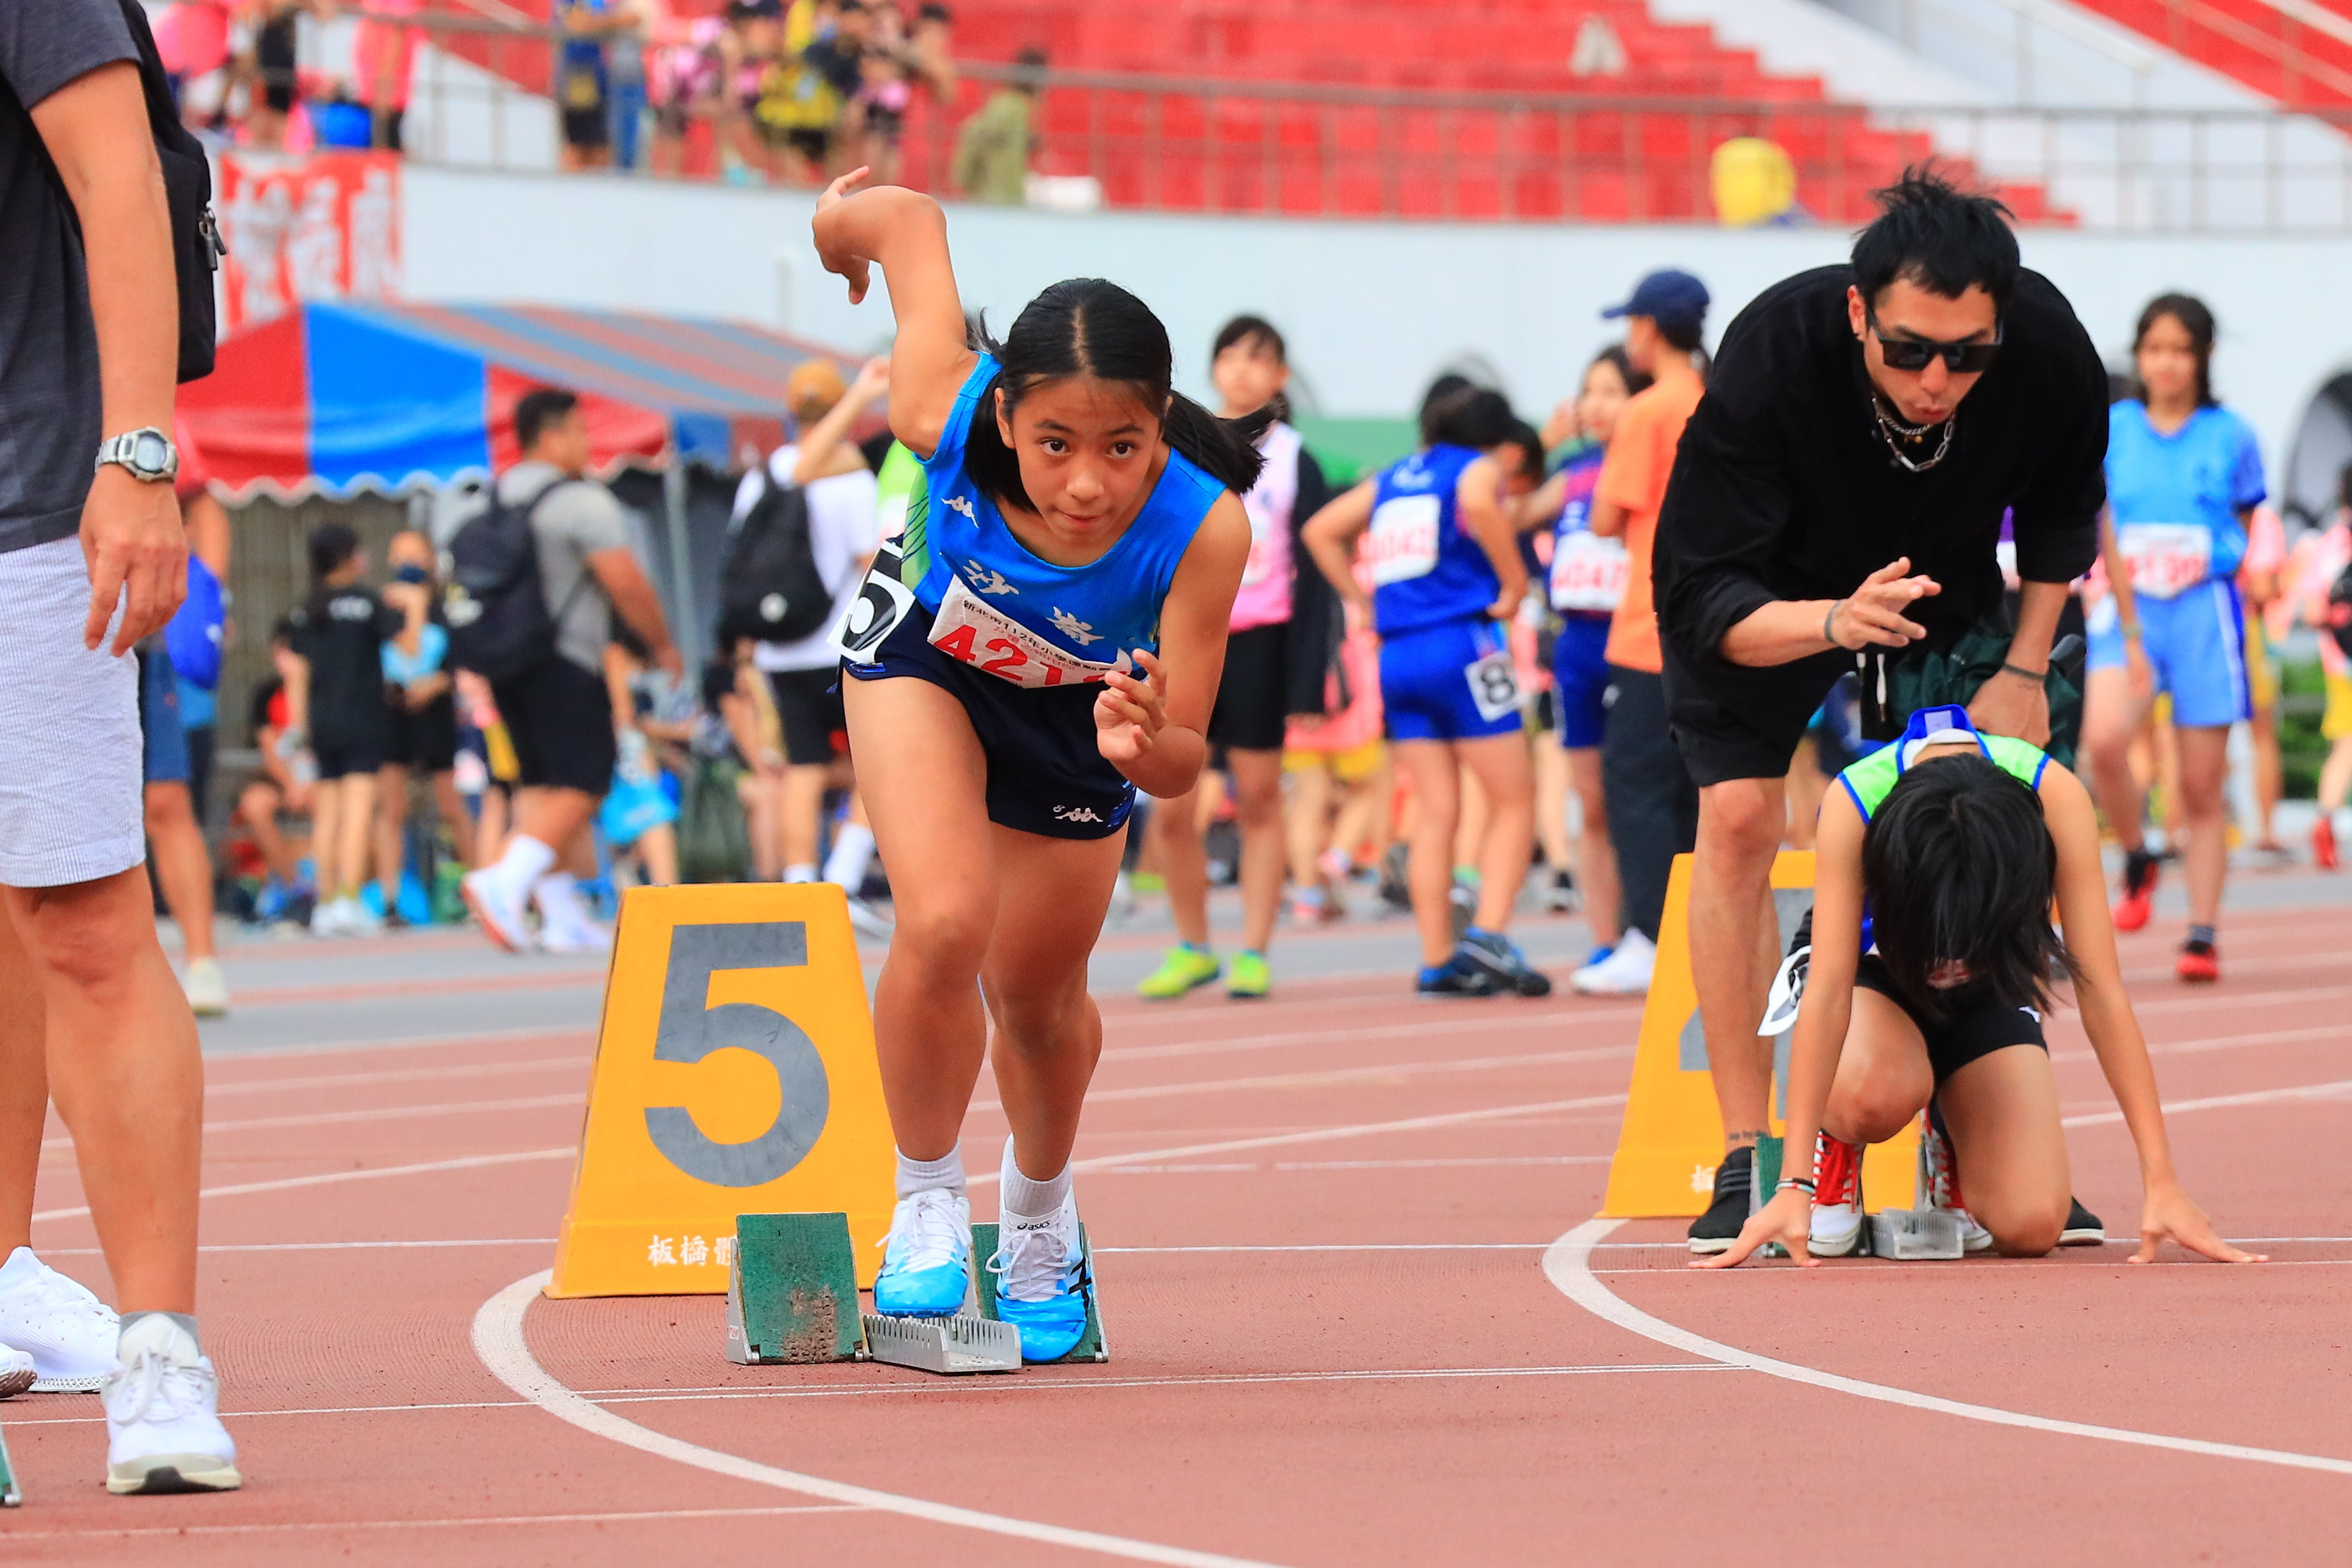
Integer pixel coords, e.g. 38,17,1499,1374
988,1192,1089,1363
873,1188,973,1318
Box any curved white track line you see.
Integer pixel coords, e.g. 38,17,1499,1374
472,1270,1293,1567
1545,1219,2352,1477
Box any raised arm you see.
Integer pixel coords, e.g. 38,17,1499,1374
1301,479,1376,622
811,175,976,458
1456,455,1528,618
793,356,891,485
2042,765,2259,1264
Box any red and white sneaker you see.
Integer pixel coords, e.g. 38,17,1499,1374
2315,816,2340,873
2177,938,2220,984
1922,1113,1995,1253
1806,1133,1866,1257
2112,850,2159,933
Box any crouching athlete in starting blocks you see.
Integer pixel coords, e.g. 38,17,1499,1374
811,172,1256,1357
1699,706,2263,1269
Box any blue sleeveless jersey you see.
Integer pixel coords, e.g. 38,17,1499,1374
1366,445,1500,638
910,355,1224,662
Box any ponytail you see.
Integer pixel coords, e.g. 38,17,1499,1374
958,278,1268,513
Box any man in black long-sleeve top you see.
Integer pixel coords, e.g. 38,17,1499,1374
1651,169,2109,1253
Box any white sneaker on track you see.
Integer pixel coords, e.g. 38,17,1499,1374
103,1314,240,1495
0,1245,119,1392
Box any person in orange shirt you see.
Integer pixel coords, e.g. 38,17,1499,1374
1569,270,1709,997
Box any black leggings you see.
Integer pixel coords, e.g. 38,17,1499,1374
1601,664,1698,944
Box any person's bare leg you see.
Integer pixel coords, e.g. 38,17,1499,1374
475,787,510,869
2251,697,2283,847
1689,776,1785,1153
511,785,596,858
780,762,828,875
1566,747,1618,944
0,910,49,1255
334,773,376,899
1454,762,1488,878
637,822,680,886
1456,732,1535,932
1783,738,1827,852
1533,735,1571,877
1393,741,1460,967
1936,1045,2071,1256
1229,749,1285,953
1333,756,1395,870
143,781,217,964
2174,725,2231,931
431,771,477,867
1283,759,1332,891
847,677,995,1160
2083,666,2155,854
982,827,1126,1178
310,777,346,901
238,784,296,883
1149,780,1212,948
374,761,411,908
1819,989,1935,1147
7,871,202,1310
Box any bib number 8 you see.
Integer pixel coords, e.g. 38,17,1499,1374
1465,649,1520,722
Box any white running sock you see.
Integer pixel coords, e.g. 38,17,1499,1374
495,834,557,894
823,823,876,890
784,863,817,883
998,1136,1072,1219
895,1147,967,1199
532,871,590,927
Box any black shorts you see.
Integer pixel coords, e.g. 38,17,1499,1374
258,18,296,113
562,106,611,150
386,691,459,772
1207,622,1289,752
843,601,1133,841
490,655,618,797
766,667,847,768
1661,637,1848,788
314,727,389,781
1853,954,2049,1086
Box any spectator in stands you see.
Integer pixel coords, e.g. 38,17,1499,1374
909,3,956,103
646,2,724,177
737,356,891,931
1569,274,1708,1002
353,0,423,152
748,0,846,184
555,0,630,172
0,0,240,1490
374,529,474,923
238,619,316,922
953,45,1044,205
156,0,236,129
459,386,683,952
285,523,398,937
847,1,915,185
244,0,316,151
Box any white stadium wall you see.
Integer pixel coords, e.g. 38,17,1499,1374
404,164,2352,518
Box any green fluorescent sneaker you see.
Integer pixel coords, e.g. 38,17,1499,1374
1225,949,1271,999
1137,944,1221,999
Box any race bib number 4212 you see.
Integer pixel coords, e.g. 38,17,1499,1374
927,574,1129,690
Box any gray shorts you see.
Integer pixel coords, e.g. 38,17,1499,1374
0,538,143,887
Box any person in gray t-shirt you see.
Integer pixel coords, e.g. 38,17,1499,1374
458,386,684,954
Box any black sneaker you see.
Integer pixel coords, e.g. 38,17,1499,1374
1457,928,1554,997
2058,1197,2104,1246
1416,955,1506,997
1543,868,1579,914
1687,1145,1755,1255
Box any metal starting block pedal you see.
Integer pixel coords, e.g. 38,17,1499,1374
972,1221,1110,1363
726,1212,867,1365
1867,1207,1966,1260
859,1310,1023,1374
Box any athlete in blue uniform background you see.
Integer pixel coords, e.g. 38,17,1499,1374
2081,294,2265,984
1305,387,1552,998
813,171,1255,1360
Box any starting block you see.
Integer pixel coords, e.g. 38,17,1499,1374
1867,1208,1967,1260
1,1421,18,1507
859,1309,1022,1375
726,1212,866,1364
972,1221,1109,1364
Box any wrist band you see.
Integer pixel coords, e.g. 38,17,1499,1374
1776,1177,1817,1195
1822,600,1843,648
2000,660,2047,682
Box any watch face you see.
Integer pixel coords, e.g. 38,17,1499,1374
132,431,171,473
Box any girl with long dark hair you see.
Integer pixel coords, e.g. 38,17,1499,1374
810,174,1256,1360
1701,705,2256,1268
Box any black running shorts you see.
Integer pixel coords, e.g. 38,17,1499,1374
1206,621,1289,753
1853,954,2049,1086
489,654,618,798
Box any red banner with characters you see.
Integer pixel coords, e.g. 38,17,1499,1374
216,151,404,334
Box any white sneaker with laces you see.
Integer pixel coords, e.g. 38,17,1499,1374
343,898,383,936
461,869,535,952
181,957,229,1018
102,1314,240,1494
307,897,346,937
1570,927,1656,995
540,919,612,955
0,1246,120,1392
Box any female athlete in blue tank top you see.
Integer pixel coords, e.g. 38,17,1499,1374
1303,390,1550,999
1698,706,2256,1271
813,173,1255,1362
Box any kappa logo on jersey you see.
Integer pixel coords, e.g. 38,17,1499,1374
967,560,1019,596
1049,608,1101,646
1052,805,1105,824
944,494,977,521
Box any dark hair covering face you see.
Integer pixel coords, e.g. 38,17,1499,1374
1850,164,2021,314
959,279,1270,513
1860,752,2081,1021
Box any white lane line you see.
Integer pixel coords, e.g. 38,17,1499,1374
2125,982,2352,1018
974,1045,1629,1112
1092,1154,1611,1174
42,1238,559,1256
1543,1218,2352,1476
473,1270,1294,1568
2061,1077,2352,1128
2050,1022,2349,1066
0,1505,864,1539
1100,1006,1640,1064
966,1093,1630,1188
40,1093,585,1150
204,1025,594,1063
207,1055,587,1099
32,1148,573,1225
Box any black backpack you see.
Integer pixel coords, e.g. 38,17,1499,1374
2327,560,2352,663
4,1,226,384
442,480,576,681
718,469,835,645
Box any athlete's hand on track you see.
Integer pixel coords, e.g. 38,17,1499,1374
2133,1181,2265,1265
1827,557,1939,650
1689,1185,1817,1269
1097,648,1168,765
813,167,876,303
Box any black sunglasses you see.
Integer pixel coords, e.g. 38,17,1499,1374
1867,308,2003,374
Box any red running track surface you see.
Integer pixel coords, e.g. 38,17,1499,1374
1,901,2347,1563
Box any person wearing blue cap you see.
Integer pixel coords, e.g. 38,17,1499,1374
1648,167,2111,1256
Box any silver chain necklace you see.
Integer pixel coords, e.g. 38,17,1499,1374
1873,398,1955,472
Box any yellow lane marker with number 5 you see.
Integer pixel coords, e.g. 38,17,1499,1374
548,883,894,1297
